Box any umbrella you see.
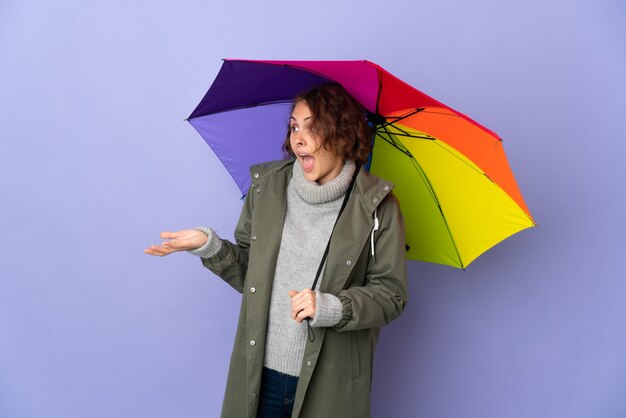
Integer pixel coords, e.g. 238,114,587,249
187,59,535,268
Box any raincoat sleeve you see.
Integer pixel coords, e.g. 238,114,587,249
199,189,253,293
334,193,408,331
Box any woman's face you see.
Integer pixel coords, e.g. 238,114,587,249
289,101,344,185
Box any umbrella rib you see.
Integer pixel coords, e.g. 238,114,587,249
416,109,501,145
431,140,536,224
430,139,491,181
366,67,385,172
380,123,439,202
374,122,434,154
405,154,466,269
377,123,442,205
384,122,498,187
379,108,425,127
377,122,465,268
374,131,412,158
386,123,412,137
383,130,435,141
379,121,408,150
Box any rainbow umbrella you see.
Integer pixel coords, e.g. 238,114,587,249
187,59,535,268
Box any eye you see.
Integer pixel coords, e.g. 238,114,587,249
290,125,300,133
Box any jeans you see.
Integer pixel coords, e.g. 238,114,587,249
257,367,299,418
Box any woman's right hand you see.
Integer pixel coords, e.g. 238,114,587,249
144,229,208,257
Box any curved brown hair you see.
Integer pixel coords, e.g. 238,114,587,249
282,83,372,167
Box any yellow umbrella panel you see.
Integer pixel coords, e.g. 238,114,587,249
369,122,535,268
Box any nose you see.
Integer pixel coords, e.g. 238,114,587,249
292,131,305,147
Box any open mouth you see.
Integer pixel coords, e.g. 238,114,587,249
298,153,315,172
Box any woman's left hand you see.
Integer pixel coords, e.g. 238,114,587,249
288,288,316,323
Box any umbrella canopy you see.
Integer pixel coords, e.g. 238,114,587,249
188,59,535,268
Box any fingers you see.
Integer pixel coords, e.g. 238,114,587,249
144,244,176,257
145,229,203,257
145,231,188,256
145,237,194,255
160,231,180,239
162,239,184,248
289,289,316,323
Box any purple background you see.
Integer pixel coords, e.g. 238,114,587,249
1,1,625,417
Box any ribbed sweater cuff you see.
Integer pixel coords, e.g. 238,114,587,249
188,227,223,258
309,291,343,328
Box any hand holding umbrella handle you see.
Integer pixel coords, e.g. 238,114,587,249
288,289,317,322
289,289,319,342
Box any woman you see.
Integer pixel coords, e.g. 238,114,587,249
145,83,408,418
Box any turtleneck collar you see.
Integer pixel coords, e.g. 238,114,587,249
291,159,356,204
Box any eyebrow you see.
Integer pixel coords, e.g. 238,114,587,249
289,116,312,121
